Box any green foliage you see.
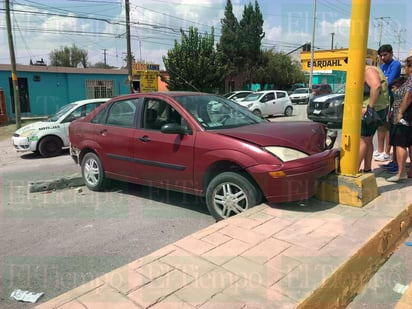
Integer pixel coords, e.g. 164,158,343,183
49,44,88,68
162,27,224,92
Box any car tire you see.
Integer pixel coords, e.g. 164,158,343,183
38,136,63,157
252,109,263,118
205,172,262,221
81,152,107,191
284,106,293,116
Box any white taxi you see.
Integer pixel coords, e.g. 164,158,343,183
12,98,109,157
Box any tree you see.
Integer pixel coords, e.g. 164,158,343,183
91,62,115,69
217,0,240,76
162,27,224,92
49,44,88,68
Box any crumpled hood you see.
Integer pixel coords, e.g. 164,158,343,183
216,121,328,154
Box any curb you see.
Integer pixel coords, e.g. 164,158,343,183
28,174,84,193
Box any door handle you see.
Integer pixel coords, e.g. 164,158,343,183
99,129,107,135
139,135,151,142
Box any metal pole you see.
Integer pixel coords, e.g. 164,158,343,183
309,0,317,89
5,0,21,129
125,0,133,93
340,0,371,176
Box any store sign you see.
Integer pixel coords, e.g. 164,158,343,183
302,57,348,71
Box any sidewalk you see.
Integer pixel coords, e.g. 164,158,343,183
33,159,412,309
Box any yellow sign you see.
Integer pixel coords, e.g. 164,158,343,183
300,49,377,71
132,62,160,92
140,73,158,92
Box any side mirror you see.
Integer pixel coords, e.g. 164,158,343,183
161,123,191,135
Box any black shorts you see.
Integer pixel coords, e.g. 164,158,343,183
390,124,412,147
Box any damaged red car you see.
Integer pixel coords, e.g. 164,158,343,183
69,92,339,221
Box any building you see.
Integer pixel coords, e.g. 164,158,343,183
300,48,378,90
0,64,169,121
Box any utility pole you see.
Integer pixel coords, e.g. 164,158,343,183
5,0,21,129
102,49,107,66
309,0,317,89
125,0,133,93
374,16,390,48
393,28,406,60
330,32,335,50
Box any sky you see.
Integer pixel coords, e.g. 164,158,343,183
1,0,411,70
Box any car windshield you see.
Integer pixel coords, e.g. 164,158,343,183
174,94,266,130
293,88,308,94
47,103,77,122
242,93,263,102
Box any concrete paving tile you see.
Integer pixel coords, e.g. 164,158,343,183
77,283,140,308
317,216,361,234
290,227,339,250
242,237,291,264
274,255,347,302
200,231,232,247
190,221,228,240
138,244,178,265
222,256,283,288
351,217,391,235
150,294,196,309
175,236,216,255
219,225,267,245
104,264,150,294
202,238,253,265
243,284,298,309
175,266,240,306
319,234,367,257
136,259,174,281
34,278,105,309
251,217,295,237
57,300,86,309
159,248,216,277
226,216,267,230
128,269,194,308
265,254,301,277
273,218,327,241
202,277,277,308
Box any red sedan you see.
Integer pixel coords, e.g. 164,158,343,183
69,92,339,221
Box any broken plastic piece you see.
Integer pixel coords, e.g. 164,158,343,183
10,289,44,303
404,241,412,246
393,283,409,295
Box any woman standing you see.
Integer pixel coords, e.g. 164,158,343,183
387,56,412,182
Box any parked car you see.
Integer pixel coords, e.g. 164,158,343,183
289,87,314,104
307,84,368,124
237,90,293,118
312,84,332,96
69,92,339,221
12,98,110,157
222,91,253,102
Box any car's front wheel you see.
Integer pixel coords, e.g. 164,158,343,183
38,136,63,157
81,152,107,191
252,109,263,118
284,106,293,116
205,172,262,221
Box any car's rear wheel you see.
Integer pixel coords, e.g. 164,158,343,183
81,152,107,191
284,106,293,116
38,136,63,157
252,109,263,118
205,172,262,221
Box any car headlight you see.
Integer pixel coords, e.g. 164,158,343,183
329,98,344,107
19,129,36,138
247,103,254,108
265,146,308,162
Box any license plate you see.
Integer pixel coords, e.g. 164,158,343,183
313,109,321,115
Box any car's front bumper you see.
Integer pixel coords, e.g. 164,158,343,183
247,148,340,203
12,136,37,153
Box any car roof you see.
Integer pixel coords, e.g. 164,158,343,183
71,98,111,107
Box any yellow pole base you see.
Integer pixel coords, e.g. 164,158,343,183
315,173,379,207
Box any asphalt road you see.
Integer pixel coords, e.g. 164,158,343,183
0,104,340,308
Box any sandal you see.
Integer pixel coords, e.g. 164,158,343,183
387,174,407,182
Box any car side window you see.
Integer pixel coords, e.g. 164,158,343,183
266,92,275,101
106,100,137,128
276,92,286,99
143,99,181,130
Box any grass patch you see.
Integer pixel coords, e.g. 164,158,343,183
0,120,39,142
